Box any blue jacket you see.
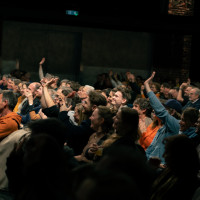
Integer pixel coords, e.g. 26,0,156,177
180,127,198,139
182,98,200,111
145,91,180,164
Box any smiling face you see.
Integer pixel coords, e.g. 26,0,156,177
82,96,92,115
179,114,189,132
112,91,126,108
89,108,103,131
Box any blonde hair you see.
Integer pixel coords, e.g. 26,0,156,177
75,103,87,125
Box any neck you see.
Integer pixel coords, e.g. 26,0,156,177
0,108,12,117
140,114,146,120
96,132,105,138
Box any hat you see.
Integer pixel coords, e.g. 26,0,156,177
164,99,182,114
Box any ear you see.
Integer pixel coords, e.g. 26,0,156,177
121,98,127,105
142,109,147,114
171,109,176,116
92,105,97,111
3,99,8,107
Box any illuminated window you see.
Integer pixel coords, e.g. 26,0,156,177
168,0,194,16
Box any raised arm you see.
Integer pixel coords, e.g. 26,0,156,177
42,79,56,108
39,57,45,80
144,71,156,93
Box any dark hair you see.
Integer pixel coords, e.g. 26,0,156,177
120,107,139,141
163,134,200,176
116,86,132,104
88,91,107,107
1,90,17,110
182,107,199,127
133,98,152,118
27,118,68,147
97,105,116,133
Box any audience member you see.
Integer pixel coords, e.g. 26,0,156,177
139,110,163,151
144,72,182,164
111,85,132,110
150,134,200,200
91,145,157,200
159,82,171,100
0,90,22,140
73,103,87,126
182,87,200,111
0,74,10,90
58,90,107,155
133,97,152,134
77,85,94,100
179,107,200,146
125,72,141,102
75,105,115,163
177,82,192,106
13,82,29,114
0,128,30,191
169,86,179,99
92,107,146,159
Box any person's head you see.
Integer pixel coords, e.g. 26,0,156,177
78,85,94,100
74,103,87,125
107,88,117,106
113,107,139,140
6,77,14,90
184,85,193,96
179,107,199,132
188,87,200,102
0,90,17,113
34,85,43,99
82,91,107,117
28,82,41,98
169,87,179,99
112,86,131,109
27,118,68,147
101,88,111,101
160,82,171,94
133,98,152,118
76,170,142,200
163,99,182,119
2,74,10,86
90,105,115,133
163,134,200,176
57,86,73,97
12,78,22,93
150,82,160,94
19,82,30,96
60,79,70,87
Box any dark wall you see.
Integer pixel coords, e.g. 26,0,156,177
0,21,154,83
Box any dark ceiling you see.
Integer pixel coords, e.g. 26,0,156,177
0,2,199,33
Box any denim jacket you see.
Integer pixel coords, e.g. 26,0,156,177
145,91,180,164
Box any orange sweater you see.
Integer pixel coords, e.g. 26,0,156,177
139,121,162,151
0,112,22,139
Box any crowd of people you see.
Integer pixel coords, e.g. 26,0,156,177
0,58,200,200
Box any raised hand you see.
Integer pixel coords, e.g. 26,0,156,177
144,71,156,93
39,57,45,65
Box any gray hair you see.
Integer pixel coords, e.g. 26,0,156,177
0,90,17,110
84,85,94,94
194,87,200,97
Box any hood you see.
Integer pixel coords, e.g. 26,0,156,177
0,112,22,124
